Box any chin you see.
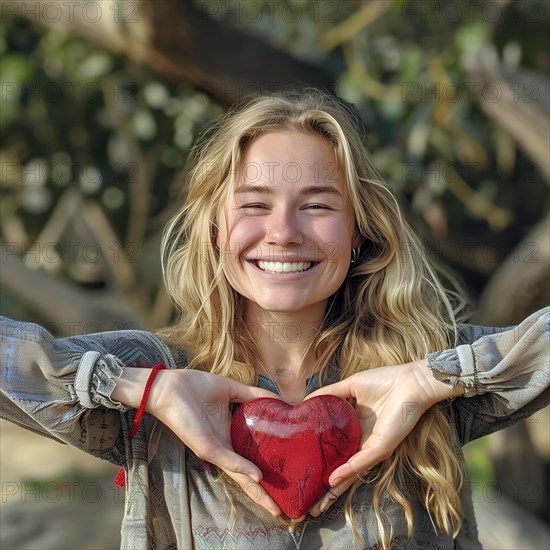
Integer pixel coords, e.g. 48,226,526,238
261,298,329,316
259,302,304,313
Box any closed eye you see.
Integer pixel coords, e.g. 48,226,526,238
241,204,267,209
303,204,331,210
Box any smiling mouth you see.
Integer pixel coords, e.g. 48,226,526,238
255,260,314,273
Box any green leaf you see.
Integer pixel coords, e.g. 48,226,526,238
0,53,34,84
454,19,490,58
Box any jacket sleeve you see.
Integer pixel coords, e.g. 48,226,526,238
425,307,550,444
0,316,177,465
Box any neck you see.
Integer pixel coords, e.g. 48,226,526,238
244,303,325,401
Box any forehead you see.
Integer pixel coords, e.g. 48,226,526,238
235,131,341,187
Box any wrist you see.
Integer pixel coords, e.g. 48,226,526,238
144,369,170,416
414,359,464,405
112,364,166,489
111,367,154,409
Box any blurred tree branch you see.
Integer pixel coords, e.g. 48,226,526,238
467,46,550,181
14,0,331,105
1,243,145,332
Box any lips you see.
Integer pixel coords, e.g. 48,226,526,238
256,260,313,273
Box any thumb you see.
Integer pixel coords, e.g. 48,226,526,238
227,379,281,404
304,378,353,401
205,442,264,483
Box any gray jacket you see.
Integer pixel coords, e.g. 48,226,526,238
1,308,549,549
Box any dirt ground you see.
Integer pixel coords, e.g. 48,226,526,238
1,421,122,549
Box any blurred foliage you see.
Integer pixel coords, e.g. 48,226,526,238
0,10,225,326
0,14,224,238
1,0,549,325
463,437,495,490
213,0,549,235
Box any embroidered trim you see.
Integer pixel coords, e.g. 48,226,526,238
75,351,101,408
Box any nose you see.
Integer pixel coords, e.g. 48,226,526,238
264,207,304,246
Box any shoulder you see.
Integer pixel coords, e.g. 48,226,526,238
80,328,186,370
158,338,189,369
1,315,182,370
456,306,549,345
456,322,513,345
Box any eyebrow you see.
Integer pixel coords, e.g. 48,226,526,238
234,185,342,197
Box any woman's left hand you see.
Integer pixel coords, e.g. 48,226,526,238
304,359,463,517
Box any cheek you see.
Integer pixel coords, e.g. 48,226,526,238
313,219,355,249
219,217,263,250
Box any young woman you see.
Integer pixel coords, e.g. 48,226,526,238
1,89,548,549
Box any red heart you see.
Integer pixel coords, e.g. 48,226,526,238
231,395,361,519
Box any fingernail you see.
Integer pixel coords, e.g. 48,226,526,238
330,478,341,487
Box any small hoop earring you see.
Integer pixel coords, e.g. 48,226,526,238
350,246,361,263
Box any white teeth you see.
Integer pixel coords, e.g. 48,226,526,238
257,261,312,273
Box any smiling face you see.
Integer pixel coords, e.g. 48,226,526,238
216,131,361,321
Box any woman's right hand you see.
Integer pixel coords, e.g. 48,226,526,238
114,367,282,517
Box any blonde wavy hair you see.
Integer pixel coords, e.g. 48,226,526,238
160,88,465,547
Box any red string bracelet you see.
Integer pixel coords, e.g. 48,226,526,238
114,363,166,488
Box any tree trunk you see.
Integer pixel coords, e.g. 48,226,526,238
475,213,550,521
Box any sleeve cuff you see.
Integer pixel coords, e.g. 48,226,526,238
74,351,128,411
426,344,479,397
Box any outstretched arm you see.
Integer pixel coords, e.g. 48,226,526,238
428,306,549,444
1,316,143,464
1,316,282,517
305,307,549,516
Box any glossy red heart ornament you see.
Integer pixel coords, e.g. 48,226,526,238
231,396,361,519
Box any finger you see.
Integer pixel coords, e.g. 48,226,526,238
223,469,282,517
309,477,355,518
227,379,282,403
304,378,353,401
329,436,394,487
193,439,264,483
